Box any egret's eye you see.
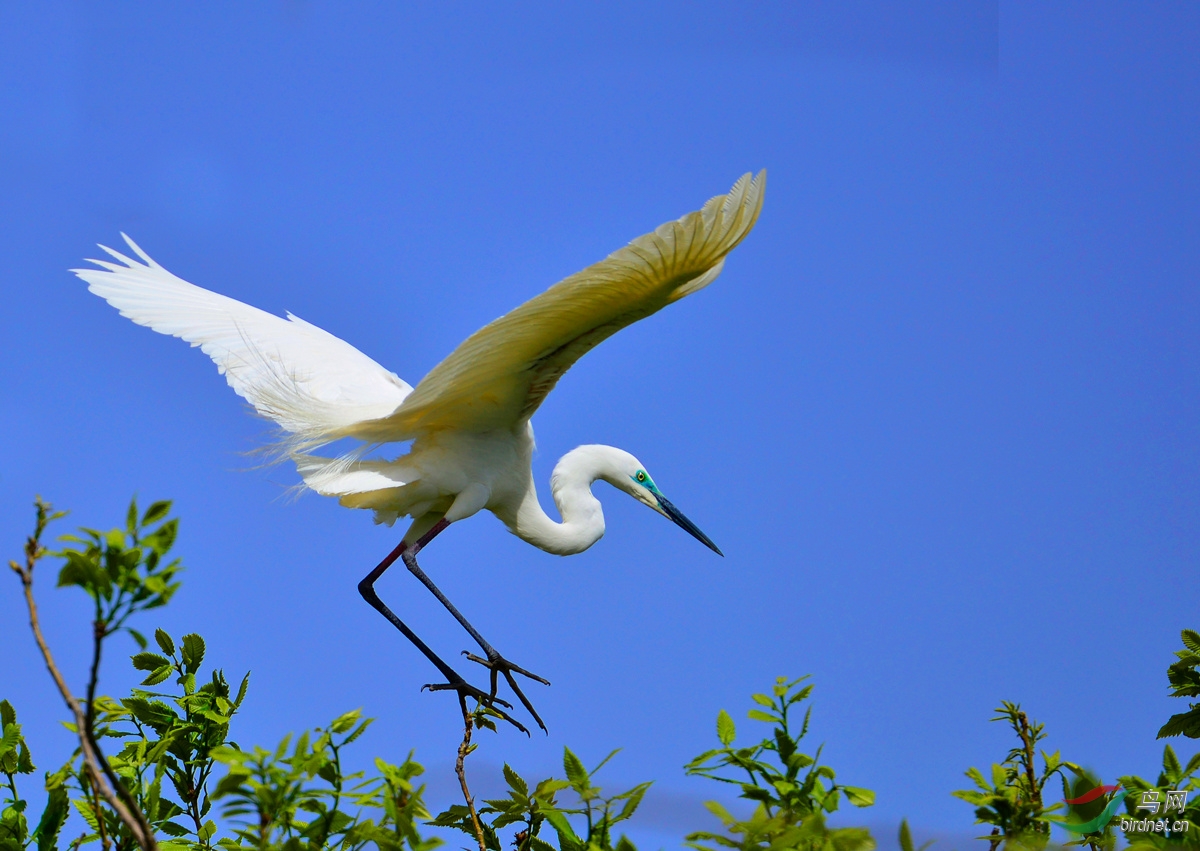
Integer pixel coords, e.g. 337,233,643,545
636,471,647,483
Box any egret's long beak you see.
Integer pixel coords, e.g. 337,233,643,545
655,494,723,556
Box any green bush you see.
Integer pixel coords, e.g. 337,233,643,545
7,497,1199,851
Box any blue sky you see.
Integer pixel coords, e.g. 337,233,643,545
2,3,1197,847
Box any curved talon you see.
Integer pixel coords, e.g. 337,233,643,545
422,680,529,735
422,680,514,710
461,650,551,734
462,651,551,685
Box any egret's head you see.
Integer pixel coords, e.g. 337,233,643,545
604,452,723,556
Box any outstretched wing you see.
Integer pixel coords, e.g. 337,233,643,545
366,170,765,439
75,236,413,446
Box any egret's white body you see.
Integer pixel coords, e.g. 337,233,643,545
77,171,765,729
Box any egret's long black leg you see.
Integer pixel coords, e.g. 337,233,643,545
356,521,529,734
397,530,551,732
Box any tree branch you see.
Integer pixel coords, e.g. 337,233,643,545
9,498,158,851
1016,710,1041,808
456,699,487,851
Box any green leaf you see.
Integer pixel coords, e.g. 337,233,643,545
716,709,736,746
703,800,736,825
126,628,147,650
746,709,776,723
212,772,249,799
142,666,174,687
121,697,178,732
181,634,206,674
72,798,100,832
1182,630,1200,653
544,809,581,846
33,786,68,851
589,748,622,777
503,764,528,797
617,783,649,821
293,730,310,759
787,752,815,771
330,708,361,734
16,742,33,775
142,501,172,527
774,728,797,765
1,723,22,760
127,499,138,537
155,629,175,656
843,786,875,807
1158,707,1200,739
773,779,797,795
233,673,250,709
990,763,1006,789
962,766,989,791
158,821,190,838
1183,750,1200,777
429,804,472,826
1164,744,1182,779
343,718,373,745
751,693,775,708
0,702,14,731
563,747,587,788
534,778,572,797
899,819,914,851
57,551,103,592
143,519,178,556
131,652,171,672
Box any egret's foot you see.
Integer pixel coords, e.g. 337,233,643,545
462,651,551,733
423,678,529,735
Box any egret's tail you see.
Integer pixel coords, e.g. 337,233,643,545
293,454,427,526
293,453,417,495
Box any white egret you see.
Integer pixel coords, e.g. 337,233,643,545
77,171,765,732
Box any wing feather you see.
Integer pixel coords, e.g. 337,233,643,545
364,170,764,438
75,236,413,445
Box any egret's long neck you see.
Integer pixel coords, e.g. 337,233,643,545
507,445,630,556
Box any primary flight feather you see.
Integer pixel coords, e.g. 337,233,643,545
78,171,765,733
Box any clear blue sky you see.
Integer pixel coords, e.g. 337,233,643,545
2,3,1197,848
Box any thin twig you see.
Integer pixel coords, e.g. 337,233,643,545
9,499,157,851
83,615,159,849
988,826,1001,851
86,772,111,851
1016,710,1041,808
455,699,487,851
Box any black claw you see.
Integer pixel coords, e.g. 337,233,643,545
462,651,551,686
422,681,514,710
503,670,548,734
422,679,528,735
461,651,550,734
